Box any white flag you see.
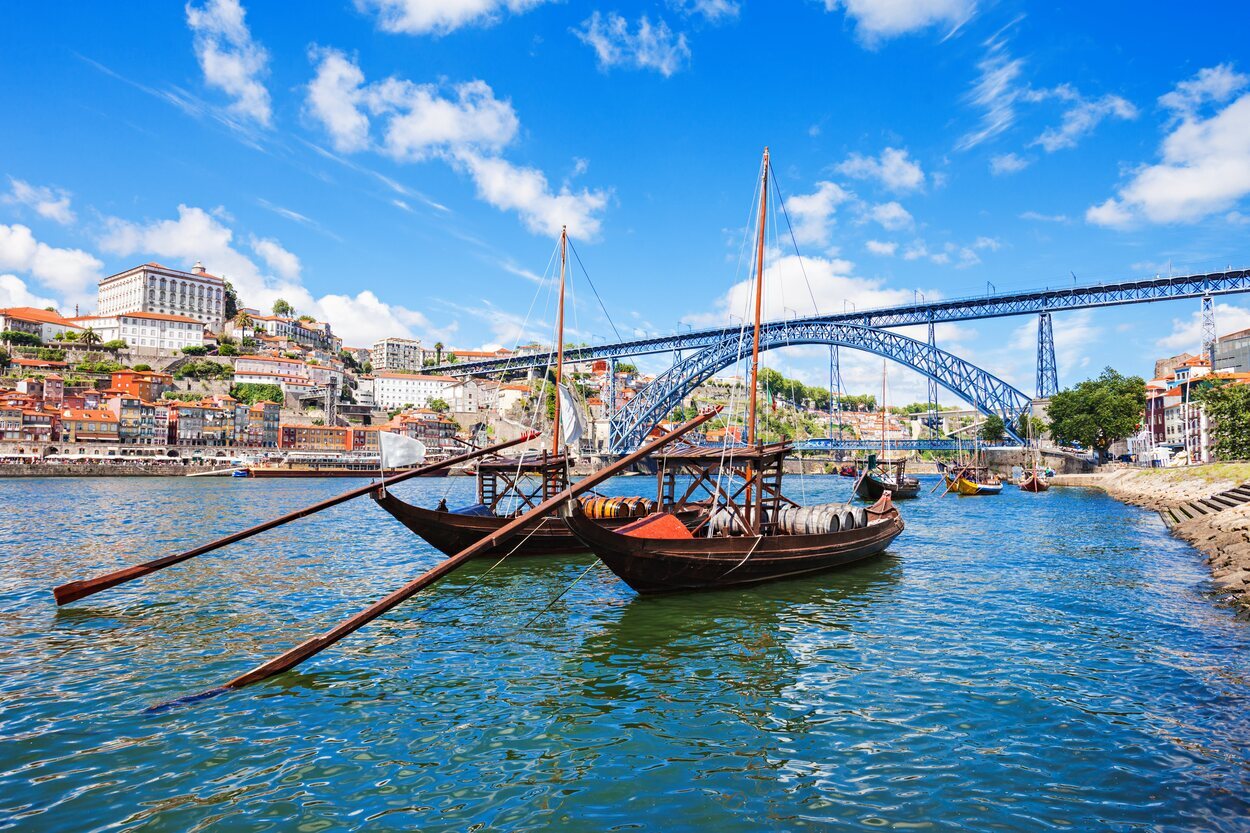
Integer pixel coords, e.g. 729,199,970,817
380,431,426,469
558,384,585,448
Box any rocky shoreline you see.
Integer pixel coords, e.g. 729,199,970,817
1052,465,1250,612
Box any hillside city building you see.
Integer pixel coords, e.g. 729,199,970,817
96,262,226,333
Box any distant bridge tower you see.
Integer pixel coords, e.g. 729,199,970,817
1036,311,1059,398
1201,293,1218,370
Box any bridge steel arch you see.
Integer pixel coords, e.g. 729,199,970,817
609,321,1033,453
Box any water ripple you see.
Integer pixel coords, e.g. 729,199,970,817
2,475,1250,831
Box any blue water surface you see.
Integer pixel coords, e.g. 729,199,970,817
2,474,1249,832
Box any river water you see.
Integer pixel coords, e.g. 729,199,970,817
2,475,1249,831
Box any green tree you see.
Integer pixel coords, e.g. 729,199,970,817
102,339,128,349
217,343,239,356
2,329,41,347
272,299,295,317
223,280,240,320
297,314,315,323
616,362,639,375
1015,412,1047,440
434,341,444,364
1195,382,1250,460
181,344,209,356
428,397,450,413
232,310,254,334
978,414,1006,442
230,382,284,405
79,327,102,347
133,363,153,372
1047,367,1146,457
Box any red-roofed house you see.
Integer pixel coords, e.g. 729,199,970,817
68,311,205,351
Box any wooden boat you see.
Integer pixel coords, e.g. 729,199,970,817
373,451,706,557
837,463,858,477
854,457,920,500
561,149,905,593
372,228,699,558
1020,468,1049,492
942,464,1003,495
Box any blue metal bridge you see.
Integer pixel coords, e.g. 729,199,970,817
606,321,1033,453
427,268,1248,452
791,438,997,452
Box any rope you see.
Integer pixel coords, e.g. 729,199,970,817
521,559,603,628
718,534,764,578
567,238,622,342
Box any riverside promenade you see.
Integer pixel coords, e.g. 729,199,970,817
1053,464,1250,610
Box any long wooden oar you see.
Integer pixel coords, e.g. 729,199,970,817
53,432,540,606
206,407,721,694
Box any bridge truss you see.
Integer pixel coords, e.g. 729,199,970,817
608,321,1034,453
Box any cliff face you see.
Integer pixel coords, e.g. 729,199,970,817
1052,465,1250,611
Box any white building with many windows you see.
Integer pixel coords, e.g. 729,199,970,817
373,373,457,409
68,311,206,350
371,337,425,372
96,261,226,333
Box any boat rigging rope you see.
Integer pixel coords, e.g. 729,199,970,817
717,534,764,578
521,559,604,628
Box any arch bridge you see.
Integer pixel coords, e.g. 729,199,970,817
608,321,1033,454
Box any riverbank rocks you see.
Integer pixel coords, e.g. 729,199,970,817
1052,466,1250,612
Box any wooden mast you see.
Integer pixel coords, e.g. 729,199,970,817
880,359,887,461
552,226,568,458
745,148,770,533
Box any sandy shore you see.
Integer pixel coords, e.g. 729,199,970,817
1051,465,1250,611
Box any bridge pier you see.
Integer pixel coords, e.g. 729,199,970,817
926,319,939,438
1036,311,1058,398
607,357,618,451
1201,293,1217,369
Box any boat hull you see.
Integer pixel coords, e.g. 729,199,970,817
563,498,904,593
248,466,449,478
944,475,1002,495
1019,473,1049,492
372,492,704,557
854,472,920,500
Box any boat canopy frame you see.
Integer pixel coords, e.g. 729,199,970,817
476,451,572,513
655,441,797,536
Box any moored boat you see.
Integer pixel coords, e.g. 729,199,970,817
854,457,920,500
941,463,1003,495
561,149,905,593
1020,468,1049,492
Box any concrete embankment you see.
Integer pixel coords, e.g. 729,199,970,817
1052,465,1250,611
0,463,224,477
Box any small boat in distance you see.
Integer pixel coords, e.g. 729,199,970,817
244,451,451,478
940,462,1003,496
854,456,921,500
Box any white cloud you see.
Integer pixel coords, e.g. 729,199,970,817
958,36,1024,150
868,201,913,230
98,204,452,346
684,253,936,326
249,236,301,281
824,0,975,45
899,236,994,267
0,223,102,306
304,49,607,238
355,0,552,36
784,181,853,247
1027,85,1137,152
837,147,925,192
668,0,739,22
1088,64,1250,227
5,178,75,224
990,152,1029,175
369,78,519,161
1019,210,1068,223
1158,64,1249,120
0,273,59,310
574,12,691,77
305,47,371,153
1157,302,1250,352
185,0,271,126
453,150,609,240
865,239,897,256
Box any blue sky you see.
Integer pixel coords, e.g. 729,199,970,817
2,0,1249,403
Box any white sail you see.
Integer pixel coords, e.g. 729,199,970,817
558,384,585,449
380,431,426,469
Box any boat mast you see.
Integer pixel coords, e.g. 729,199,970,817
880,359,886,461
552,225,568,457
745,149,769,534
746,149,769,448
